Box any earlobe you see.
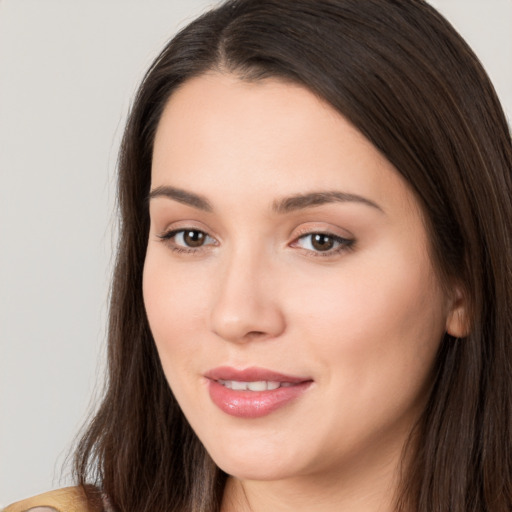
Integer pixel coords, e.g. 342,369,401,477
445,287,470,338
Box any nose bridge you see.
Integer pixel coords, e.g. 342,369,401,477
210,241,285,342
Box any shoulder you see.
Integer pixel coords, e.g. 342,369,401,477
2,486,102,512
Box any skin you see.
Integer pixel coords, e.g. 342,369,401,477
143,73,466,512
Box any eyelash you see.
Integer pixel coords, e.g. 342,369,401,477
157,228,355,257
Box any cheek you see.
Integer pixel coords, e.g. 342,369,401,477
288,247,446,403
142,252,209,379
278,254,446,462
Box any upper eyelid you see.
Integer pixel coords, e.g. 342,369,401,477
156,221,217,238
159,227,216,241
157,227,350,240
291,223,354,240
292,232,354,247
296,232,351,241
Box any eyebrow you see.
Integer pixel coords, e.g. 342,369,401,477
148,185,213,212
148,185,383,214
272,191,384,214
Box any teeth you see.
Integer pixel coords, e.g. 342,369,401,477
248,381,267,391
218,380,284,391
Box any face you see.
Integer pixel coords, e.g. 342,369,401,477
143,73,460,483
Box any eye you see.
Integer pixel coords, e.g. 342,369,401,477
174,229,210,248
158,228,217,252
293,232,354,255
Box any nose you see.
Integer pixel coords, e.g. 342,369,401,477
210,249,286,343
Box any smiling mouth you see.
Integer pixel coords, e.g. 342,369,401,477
205,367,313,418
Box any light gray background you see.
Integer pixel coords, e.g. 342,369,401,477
1,0,511,506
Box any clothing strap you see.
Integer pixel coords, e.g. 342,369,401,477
2,486,100,512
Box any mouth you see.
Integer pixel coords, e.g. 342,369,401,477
205,366,313,418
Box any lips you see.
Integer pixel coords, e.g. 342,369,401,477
205,366,313,418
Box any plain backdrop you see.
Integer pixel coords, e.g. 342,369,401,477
1,0,511,506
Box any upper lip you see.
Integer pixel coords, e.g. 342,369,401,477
204,366,311,383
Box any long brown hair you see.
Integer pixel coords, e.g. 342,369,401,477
74,1,512,510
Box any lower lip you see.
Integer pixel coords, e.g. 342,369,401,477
207,380,312,418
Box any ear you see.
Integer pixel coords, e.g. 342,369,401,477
445,285,470,338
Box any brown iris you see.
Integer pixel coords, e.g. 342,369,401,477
183,230,206,247
311,233,335,251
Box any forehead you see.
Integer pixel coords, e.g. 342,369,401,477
151,72,418,217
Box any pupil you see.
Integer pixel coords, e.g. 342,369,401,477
184,230,205,247
312,234,334,251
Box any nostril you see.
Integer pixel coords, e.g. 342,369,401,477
245,330,267,339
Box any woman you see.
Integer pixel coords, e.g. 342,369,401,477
6,0,511,511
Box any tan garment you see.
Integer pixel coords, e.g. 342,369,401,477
2,487,99,512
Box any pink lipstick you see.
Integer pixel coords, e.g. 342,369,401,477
205,366,313,418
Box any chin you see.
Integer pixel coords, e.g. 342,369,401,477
214,457,296,482
204,437,305,481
